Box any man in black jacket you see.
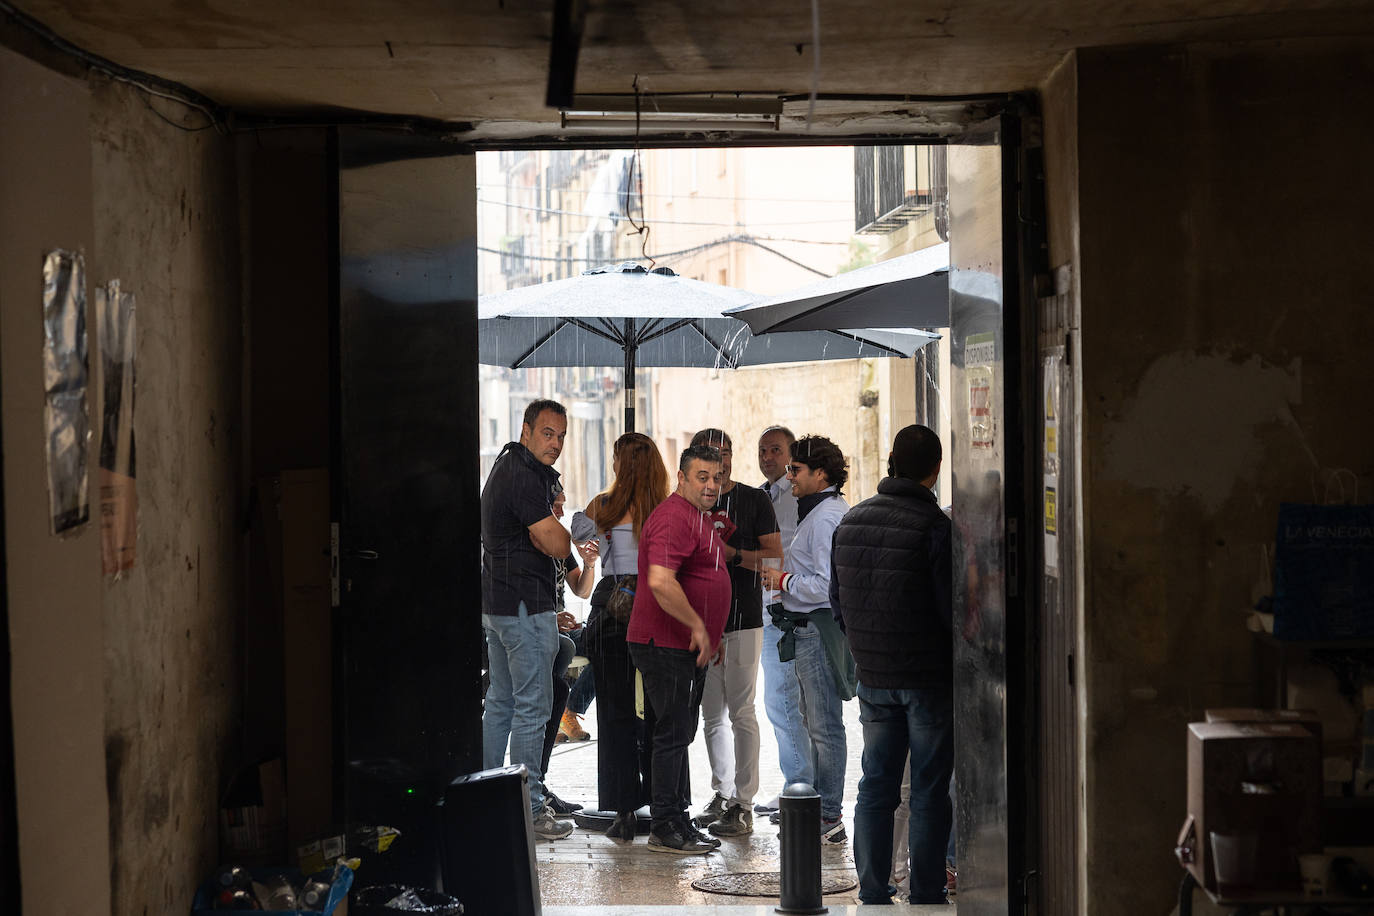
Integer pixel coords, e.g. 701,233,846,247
830,424,953,904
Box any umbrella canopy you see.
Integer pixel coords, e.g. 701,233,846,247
480,262,938,430
725,242,950,333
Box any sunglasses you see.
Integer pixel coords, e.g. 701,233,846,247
786,464,810,475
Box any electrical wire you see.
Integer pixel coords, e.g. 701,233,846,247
624,77,653,267
479,229,847,247
477,196,851,227
478,232,829,276
475,182,861,206
0,0,230,133
137,89,219,132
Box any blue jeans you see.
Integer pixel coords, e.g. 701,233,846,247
791,623,845,820
762,619,813,791
853,684,953,905
482,604,558,814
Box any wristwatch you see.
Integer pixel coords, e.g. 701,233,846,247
730,552,743,568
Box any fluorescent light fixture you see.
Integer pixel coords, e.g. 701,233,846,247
560,94,782,131
560,115,779,132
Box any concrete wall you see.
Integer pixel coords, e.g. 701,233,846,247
2,43,242,915
89,76,243,916
1071,39,1374,913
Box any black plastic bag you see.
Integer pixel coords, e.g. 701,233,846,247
352,884,463,915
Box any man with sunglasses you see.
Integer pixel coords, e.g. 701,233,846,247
760,435,857,845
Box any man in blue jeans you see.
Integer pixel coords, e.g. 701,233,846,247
831,424,954,904
755,426,813,815
480,398,576,840
759,435,855,845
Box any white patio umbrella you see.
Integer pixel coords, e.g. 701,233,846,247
480,262,938,430
725,242,950,333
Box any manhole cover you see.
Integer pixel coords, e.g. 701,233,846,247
691,871,857,897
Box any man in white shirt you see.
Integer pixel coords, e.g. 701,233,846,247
760,434,855,844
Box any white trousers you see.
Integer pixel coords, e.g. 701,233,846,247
700,626,763,806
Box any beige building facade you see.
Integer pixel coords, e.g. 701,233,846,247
480,144,952,507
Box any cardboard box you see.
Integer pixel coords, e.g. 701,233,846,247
296,831,347,874
220,759,286,866
1186,721,1321,895
1204,708,1324,746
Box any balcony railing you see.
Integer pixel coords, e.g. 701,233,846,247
854,145,947,234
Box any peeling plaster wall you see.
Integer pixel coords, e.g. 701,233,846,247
1075,39,1374,914
88,77,243,916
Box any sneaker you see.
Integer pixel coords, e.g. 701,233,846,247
685,819,722,848
753,795,780,815
531,805,574,840
769,810,782,825
559,708,590,742
821,816,847,844
545,791,582,815
708,803,753,837
945,864,957,897
647,820,715,855
691,791,729,828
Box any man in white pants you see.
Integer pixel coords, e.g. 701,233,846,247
689,428,781,837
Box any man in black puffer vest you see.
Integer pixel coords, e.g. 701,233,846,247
829,424,953,905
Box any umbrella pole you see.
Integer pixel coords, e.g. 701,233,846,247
623,320,636,432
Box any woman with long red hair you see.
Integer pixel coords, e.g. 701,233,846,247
582,432,670,840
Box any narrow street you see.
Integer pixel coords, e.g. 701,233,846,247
534,683,954,911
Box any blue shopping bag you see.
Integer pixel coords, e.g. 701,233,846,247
1272,503,1374,640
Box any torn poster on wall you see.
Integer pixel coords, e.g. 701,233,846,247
98,279,137,576
42,249,91,535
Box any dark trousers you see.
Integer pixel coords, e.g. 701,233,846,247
567,620,596,714
628,641,707,831
587,578,649,813
540,667,571,776
853,684,954,904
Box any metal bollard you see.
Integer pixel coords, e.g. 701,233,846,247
776,782,827,914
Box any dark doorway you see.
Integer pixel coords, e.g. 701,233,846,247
334,128,482,886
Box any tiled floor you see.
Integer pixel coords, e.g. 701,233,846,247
531,687,955,912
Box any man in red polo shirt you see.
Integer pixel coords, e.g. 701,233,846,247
627,443,733,855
